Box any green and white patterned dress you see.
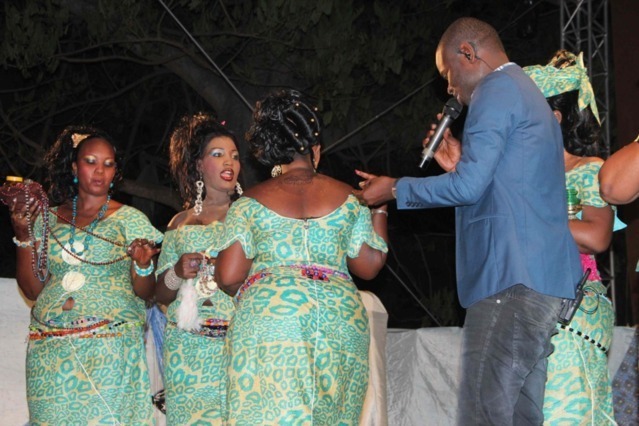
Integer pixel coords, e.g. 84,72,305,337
28,205,162,425
543,161,616,425
218,194,387,425
156,223,235,425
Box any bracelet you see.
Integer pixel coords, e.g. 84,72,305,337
133,259,154,277
13,236,37,248
371,209,388,217
164,267,183,290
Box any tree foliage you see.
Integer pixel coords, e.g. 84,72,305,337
0,0,562,325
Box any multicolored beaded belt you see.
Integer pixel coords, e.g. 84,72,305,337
29,319,144,341
559,324,608,353
236,264,350,302
167,318,229,338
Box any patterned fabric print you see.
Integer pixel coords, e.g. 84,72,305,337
218,195,386,425
163,324,228,425
567,161,606,282
612,327,638,425
565,161,607,209
156,224,235,425
27,206,161,425
543,163,616,425
26,328,152,425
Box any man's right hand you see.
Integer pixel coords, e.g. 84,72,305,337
424,113,462,172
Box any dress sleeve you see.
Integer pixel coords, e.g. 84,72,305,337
33,208,55,240
122,206,164,245
212,197,255,258
572,161,626,231
347,200,388,258
576,161,606,208
156,229,177,275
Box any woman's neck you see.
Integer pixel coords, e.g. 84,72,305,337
202,189,231,208
74,193,110,214
281,156,315,175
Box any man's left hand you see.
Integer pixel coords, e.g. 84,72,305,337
354,170,397,206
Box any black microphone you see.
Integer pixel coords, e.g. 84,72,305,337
419,97,464,169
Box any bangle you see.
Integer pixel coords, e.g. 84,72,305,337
13,236,37,248
371,209,388,217
164,267,182,290
134,259,154,277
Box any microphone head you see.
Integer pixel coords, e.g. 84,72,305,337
442,97,463,120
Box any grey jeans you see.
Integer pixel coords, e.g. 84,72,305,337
457,284,563,426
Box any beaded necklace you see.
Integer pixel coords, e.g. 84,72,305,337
49,207,125,248
49,230,129,266
68,194,110,255
48,200,129,266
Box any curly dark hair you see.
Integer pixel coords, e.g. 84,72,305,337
545,50,604,158
547,91,604,158
169,112,240,210
44,125,122,206
246,89,321,167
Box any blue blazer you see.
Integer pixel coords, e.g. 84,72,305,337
396,64,582,308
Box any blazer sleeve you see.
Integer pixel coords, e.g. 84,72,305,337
397,73,520,209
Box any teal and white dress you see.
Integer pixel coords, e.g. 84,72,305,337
543,161,618,425
217,194,387,425
27,205,162,425
156,223,235,425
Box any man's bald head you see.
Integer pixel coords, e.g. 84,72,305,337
438,17,504,56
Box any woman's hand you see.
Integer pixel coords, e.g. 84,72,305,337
8,194,40,240
174,252,207,280
127,238,160,268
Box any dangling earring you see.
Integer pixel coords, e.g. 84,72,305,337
271,165,282,178
109,182,114,189
235,182,243,196
73,175,78,184
194,178,204,215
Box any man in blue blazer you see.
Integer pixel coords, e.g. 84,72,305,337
356,17,582,425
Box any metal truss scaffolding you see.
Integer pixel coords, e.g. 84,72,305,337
560,0,617,308
560,0,610,153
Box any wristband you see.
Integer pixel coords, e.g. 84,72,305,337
134,259,154,277
13,236,37,248
164,267,183,290
371,209,388,217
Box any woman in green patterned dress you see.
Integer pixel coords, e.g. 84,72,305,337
215,89,389,425
9,126,162,425
526,51,618,424
155,113,240,425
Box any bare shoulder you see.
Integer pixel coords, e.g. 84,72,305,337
242,180,270,200
316,173,354,194
166,210,189,230
582,156,604,167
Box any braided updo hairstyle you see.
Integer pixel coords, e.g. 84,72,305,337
169,112,240,210
44,125,122,206
246,89,321,168
546,49,604,158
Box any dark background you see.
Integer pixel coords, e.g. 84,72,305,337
1,0,636,327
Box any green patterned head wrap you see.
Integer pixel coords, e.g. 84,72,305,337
523,51,600,123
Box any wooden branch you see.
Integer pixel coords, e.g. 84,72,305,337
118,179,181,211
